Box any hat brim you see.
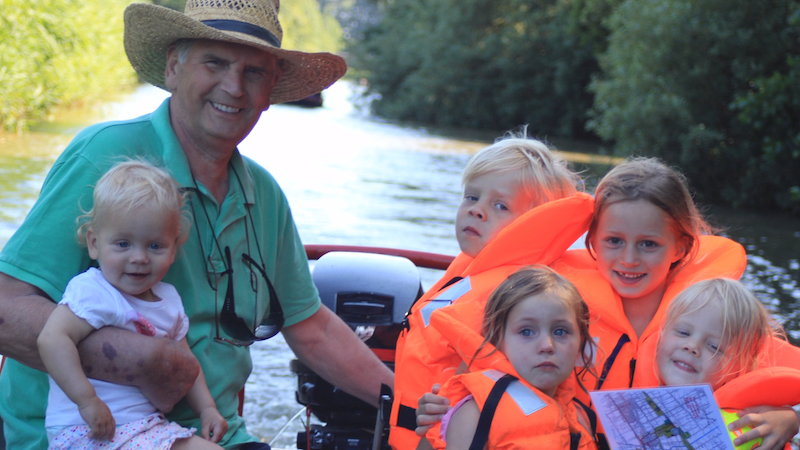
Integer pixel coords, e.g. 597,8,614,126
123,3,347,104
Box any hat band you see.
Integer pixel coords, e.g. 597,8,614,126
201,19,281,48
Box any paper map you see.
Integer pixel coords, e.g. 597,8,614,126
590,384,734,450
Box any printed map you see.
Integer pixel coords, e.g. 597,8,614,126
590,385,734,450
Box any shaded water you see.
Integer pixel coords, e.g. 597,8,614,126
1,82,798,446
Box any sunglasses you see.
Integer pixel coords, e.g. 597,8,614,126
185,168,285,347
213,246,284,346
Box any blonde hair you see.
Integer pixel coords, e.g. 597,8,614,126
586,157,711,270
462,128,582,209
77,160,189,246
659,278,784,381
476,265,595,376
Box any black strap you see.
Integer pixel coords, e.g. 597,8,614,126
396,404,417,431
469,374,516,450
573,397,598,441
201,19,281,48
570,433,582,450
596,433,611,450
402,276,463,330
629,358,637,387
595,334,630,390
440,276,465,291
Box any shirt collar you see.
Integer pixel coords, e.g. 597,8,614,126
153,97,255,205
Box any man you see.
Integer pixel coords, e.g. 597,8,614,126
0,1,393,448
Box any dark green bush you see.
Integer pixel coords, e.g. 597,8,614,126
589,0,800,212
347,0,615,137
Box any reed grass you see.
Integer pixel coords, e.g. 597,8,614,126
0,0,137,132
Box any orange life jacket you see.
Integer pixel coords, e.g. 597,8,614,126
425,307,597,450
552,235,749,397
389,193,594,450
429,370,597,450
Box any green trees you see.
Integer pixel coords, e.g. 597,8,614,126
0,0,136,132
590,0,800,212
348,0,613,137
348,0,800,213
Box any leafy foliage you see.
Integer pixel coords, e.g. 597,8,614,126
0,0,136,132
347,0,617,137
589,0,800,211
280,0,344,53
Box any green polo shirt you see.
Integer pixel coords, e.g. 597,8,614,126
0,98,321,449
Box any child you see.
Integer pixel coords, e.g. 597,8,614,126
551,157,800,447
639,278,800,450
422,266,597,450
37,161,228,450
390,131,594,449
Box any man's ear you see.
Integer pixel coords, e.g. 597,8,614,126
86,227,99,261
164,46,181,91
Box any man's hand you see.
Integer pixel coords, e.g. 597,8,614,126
77,330,201,412
283,305,394,407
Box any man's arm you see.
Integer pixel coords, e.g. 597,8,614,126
282,305,394,407
0,273,199,411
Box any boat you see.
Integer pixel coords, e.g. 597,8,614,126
286,92,324,108
289,244,453,450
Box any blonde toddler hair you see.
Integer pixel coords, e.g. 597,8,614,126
77,160,189,246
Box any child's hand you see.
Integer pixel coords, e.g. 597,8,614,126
728,406,800,450
78,396,116,441
415,384,450,436
199,406,228,443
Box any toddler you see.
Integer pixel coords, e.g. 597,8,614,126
37,160,227,449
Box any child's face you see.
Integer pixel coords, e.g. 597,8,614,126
500,292,581,398
591,199,686,307
87,205,180,301
455,171,534,258
657,300,734,390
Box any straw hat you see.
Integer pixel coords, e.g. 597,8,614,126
124,0,347,104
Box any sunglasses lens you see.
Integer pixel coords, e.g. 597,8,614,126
220,310,259,342
220,306,284,342
254,323,282,340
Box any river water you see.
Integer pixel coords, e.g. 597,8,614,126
1,82,798,447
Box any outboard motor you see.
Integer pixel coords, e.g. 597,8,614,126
293,251,423,450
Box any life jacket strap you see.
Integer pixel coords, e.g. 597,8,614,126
396,404,418,431
595,334,630,390
573,397,598,441
570,433,582,450
402,276,464,330
469,374,517,450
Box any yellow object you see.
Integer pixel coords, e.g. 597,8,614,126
720,409,763,450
